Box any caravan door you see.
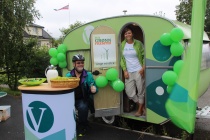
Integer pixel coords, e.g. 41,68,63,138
90,26,120,117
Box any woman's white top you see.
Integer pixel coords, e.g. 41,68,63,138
123,42,141,72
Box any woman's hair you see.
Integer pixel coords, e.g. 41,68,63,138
123,27,133,35
122,27,134,41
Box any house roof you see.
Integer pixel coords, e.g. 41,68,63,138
23,23,52,39
42,29,52,39
28,23,44,28
23,30,30,38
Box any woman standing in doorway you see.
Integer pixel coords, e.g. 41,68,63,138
120,27,145,117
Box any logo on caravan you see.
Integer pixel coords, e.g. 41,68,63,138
26,101,54,133
83,25,94,44
95,36,111,45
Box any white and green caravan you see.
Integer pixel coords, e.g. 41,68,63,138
62,15,210,125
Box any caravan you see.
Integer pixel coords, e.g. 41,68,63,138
62,15,210,125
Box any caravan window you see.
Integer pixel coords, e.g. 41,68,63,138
185,42,210,70
66,50,91,71
201,43,210,69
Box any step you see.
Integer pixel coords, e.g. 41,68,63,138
196,106,210,119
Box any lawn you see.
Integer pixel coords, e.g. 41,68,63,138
0,87,21,96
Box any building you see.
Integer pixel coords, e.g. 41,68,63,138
23,23,52,48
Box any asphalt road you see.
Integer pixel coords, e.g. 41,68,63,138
0,86,210,140
0,95,175,140
194,86,210,140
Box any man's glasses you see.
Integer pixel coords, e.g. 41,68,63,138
76,61,84,65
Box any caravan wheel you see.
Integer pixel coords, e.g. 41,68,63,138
102,116,115,124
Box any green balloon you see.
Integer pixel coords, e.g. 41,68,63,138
109,81,114,87
50,57,58,65
166,86,173,93
106,68,118,81
170,42,184,56
49,48,58,57
112,79,124,92
95,76,108,88
57,53,66,62
162,71,177,86
173,60,184,75
59,61,67,68
109,79,120,88
160,33,173,46
170,28,184,42
57,44,67,53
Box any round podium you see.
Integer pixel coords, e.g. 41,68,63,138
18,83,76,140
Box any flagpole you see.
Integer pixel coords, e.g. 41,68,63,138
68,3,70,26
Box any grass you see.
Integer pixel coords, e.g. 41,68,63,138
0,87,21,96
111,117,193,139
117,117,131,129
180,130,190,140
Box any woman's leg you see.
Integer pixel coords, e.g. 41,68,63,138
135,72,145,116
136,102,144,116
125,72,138,103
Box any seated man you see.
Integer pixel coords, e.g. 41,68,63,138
66,54,98,136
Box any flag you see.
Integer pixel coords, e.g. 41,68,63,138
54,4,69,11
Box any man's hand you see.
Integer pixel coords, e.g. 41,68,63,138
124,70,129,79
90,85,96,93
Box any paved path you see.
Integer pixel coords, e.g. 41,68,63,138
194,87,210,140
0,87,210,140
0,95,176,140
0,96,24,140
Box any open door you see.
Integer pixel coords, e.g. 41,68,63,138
119,23,146,120
90,26,120,117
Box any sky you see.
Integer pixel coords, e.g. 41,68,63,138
34,0,180,39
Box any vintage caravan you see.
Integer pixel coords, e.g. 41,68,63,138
62,15,210,125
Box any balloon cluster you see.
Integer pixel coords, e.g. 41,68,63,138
49,44,67,68
160,28,185,93
160,28,184,56
95,68,124,93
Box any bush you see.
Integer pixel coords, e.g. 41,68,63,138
24,45,51,78
0,71,7,85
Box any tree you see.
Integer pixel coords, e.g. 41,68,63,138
52,21,85,48
55,21,85,44
0,0,40,90
60,21,85,37
52,37,62,47
175,0,210,36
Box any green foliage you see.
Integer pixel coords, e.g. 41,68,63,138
52,38,62,47
0,38,50,89
180,130,190,140
175,0,193,25
52,21,85,48
0,87,21,96
117,117,131,129
175,0,210,36
60,21,85,37
0,72,7,85
23,44,51,78
161,126,168,136
0,0,40,90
